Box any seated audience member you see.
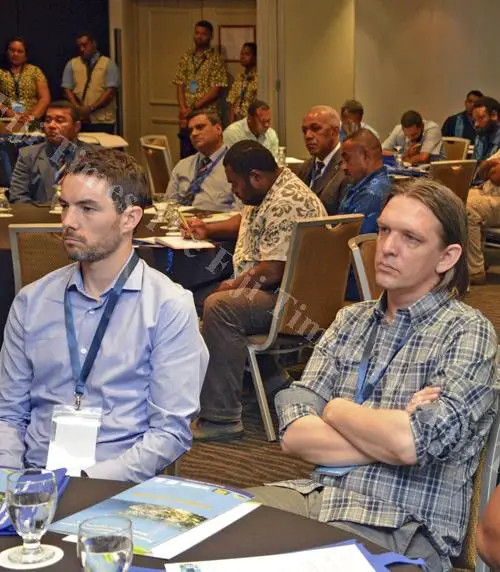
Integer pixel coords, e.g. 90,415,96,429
477,485,500,570
340,129,392,299
466,151,500,285
186,140,326,441
223,100,279,157
227,42,258,123
340,99,378,141
472,96,500,162
383,110,445,164
442,89,483,142
166,111,236,211
0,149,208,481
297,105,348,214
249,178,498,572
9,101,91,203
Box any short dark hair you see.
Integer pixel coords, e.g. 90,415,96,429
401,110,424,129
186,110,222,126
195,20,213,35
385,178,468,297
473,96,500,116
46,100,80,122
344,128,382,155
68,149,150,212
223,140,277,177
247,100,270,117
3,37,28,70
76,32,96,43
242,42,257,58
467,90,483,99
341,99,364,118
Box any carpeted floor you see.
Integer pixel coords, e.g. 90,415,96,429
179,247,500,489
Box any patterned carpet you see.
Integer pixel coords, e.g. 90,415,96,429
179,247,500,489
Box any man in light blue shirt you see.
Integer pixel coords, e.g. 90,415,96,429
223,100,279,157
0,149,208,482
166,111,239,211
62,33,120,134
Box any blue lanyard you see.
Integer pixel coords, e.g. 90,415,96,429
355,323,412,404
64,252,140,409
189,148,227,196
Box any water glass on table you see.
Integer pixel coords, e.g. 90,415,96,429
78,515,133,572
5,468,58,564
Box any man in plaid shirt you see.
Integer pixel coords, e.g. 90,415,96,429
251,179,498,571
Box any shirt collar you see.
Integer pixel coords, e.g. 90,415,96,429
317,142,340,170
85,52,101,67
67,249,144,299
349,165,387,194
372,288,454,327
243,118,268,143
200,144,227,163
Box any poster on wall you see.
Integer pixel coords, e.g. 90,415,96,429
219,25,256,62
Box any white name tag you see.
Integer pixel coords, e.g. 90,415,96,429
46,405,102,477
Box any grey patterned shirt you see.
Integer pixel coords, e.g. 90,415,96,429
273,290,497,565
233,167,327,276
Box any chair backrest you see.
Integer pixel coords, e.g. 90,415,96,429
428,160,478,205
348,233,383,301
451,391,500,572
442,137,470,161
264,215,363,343
9,224,70,293
140,135,174,195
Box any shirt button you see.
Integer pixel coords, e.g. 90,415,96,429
80,348,87,355
88,310,95,315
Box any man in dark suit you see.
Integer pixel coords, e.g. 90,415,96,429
9,101,90,203
297,105,348,214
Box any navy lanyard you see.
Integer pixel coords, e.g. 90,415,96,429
9,66,24,101
355,323,412,404
191,51,207,75
64,252,140,409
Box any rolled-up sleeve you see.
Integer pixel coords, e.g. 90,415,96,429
85,291,209,481
0,293,32,469
382,125,401,151
105,61,120,88
61,61,75,90
410,320,498,467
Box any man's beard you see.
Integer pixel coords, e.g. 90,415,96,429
63,227,122,263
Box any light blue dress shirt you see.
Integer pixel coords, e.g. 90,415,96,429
223,118,279,157
61,52,120,90
0,255,208,482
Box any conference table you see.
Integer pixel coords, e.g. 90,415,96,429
0,204,234,346
0,477,418,571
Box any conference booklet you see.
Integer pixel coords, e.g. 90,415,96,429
49,475,255,556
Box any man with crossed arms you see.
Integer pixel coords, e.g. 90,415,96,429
251,179,497,571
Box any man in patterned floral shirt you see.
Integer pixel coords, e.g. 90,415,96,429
185,140,327,442
173,21,227,158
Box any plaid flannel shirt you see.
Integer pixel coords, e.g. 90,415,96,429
273,289,497,562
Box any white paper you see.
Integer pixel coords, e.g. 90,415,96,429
286,156,305,164
164,542,375,572
46,412,100,477
201,213,237,223
62,502,260,560
77,133,129,148
155,236,215,250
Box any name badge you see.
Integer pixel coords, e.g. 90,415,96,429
46,405,102,476
11,101,25,113
189,80,199,94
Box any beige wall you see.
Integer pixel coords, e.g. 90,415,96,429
280,0,355,157
355,0,500,142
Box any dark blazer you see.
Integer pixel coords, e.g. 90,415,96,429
9,141,94,203
297,148,348,215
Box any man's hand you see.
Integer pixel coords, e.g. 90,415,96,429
181,217,209,240
405,143,421,159
214,280,236,293
406,386,441,415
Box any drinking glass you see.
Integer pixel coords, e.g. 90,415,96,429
0,188,12,216
394,145,403,168
276,146,287,168
5,469,58,564
50,184,62,212
78,516,133,572
160,201,181,230
152,193,168,222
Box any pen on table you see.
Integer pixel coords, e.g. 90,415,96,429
178,210,198,241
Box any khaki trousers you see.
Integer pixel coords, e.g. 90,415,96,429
467,188,500,275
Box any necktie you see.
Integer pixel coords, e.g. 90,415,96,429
183,156,211,205
310,160,325,191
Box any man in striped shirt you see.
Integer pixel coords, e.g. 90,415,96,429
251,179,498,571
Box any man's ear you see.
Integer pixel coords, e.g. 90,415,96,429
121,205,143,234
248,169,266,190
436,243,462,275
